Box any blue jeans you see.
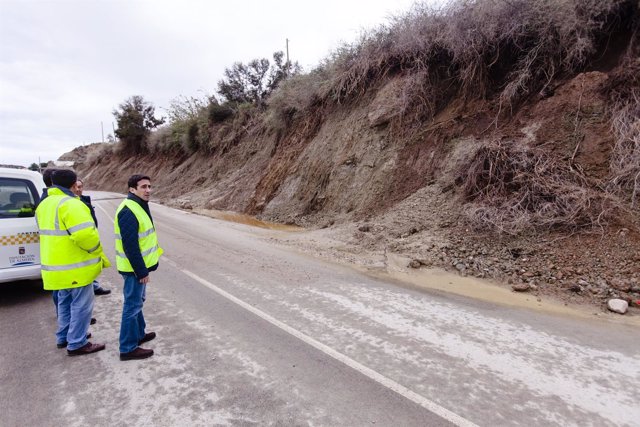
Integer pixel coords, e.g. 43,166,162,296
52,290,59,316
56,284,94,350
119,274,147,353
92,280,100,291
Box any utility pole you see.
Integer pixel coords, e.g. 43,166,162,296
112,122,116,142
101,121,104,143
286,38,290,64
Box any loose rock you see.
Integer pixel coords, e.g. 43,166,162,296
512,283,531,292
568,284,582,293
610,279,631,292
607,299,629,314
408,259,422,269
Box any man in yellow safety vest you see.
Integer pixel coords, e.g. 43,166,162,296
115,174,163,361
36,169,110,356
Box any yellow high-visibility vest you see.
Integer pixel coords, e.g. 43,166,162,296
35,187,109,290
114,199,163,273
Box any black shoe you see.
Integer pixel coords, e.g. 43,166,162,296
67,342,105,356
139,332,156,345
94,287,111,296
120,347,154,361
90,317,96,325
57,333,92,349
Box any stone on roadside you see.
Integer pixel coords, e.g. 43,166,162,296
358,224,371,232
568,284,582,293
177,199,193,210
610,278,631,293
512,283,530,292
607,299,629,314
408,259,422,269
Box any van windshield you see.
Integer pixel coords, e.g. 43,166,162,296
0,178,37,219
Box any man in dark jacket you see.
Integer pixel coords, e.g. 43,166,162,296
115,174,163,361
39,168,56,202
74,178,111,295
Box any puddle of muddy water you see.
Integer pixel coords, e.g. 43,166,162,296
194,209,302,231
368,253,640,325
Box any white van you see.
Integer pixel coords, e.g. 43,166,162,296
0,167,46,283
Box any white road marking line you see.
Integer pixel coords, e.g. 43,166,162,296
94,203,114,224
96,200,477,426
165,257,477,427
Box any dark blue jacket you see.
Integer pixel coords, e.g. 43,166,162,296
79,195,98,226
117,193,159,279
38,188,49,206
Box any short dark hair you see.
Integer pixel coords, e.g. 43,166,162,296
51,169,77,189
128,174,151,190
42,168,58,187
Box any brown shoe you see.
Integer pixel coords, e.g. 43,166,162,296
120,347,154,361
138,332,156,345
67,342,106,356
57,333,92,349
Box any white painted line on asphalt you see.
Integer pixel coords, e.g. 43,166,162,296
94,203,114,223
165,257,478,427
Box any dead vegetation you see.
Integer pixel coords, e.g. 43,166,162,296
604,55,640,207
317,0,636,111
458,140,622,234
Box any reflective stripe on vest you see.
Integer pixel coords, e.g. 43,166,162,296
41,257,101,271
114,199,163,272
114,227,155,240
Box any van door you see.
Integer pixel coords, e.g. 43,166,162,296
0,177,40,273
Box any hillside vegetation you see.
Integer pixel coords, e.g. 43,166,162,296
72,0,640,309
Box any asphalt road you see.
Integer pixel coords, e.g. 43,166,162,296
1,191,638,427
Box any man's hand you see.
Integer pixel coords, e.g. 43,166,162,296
101,254,112,268
139,276,150,284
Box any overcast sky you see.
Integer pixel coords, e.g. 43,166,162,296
0,0,431,167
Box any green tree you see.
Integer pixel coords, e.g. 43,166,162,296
28,163,39,171
217,51,301,105
113,96,165,154
267,51,301,93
